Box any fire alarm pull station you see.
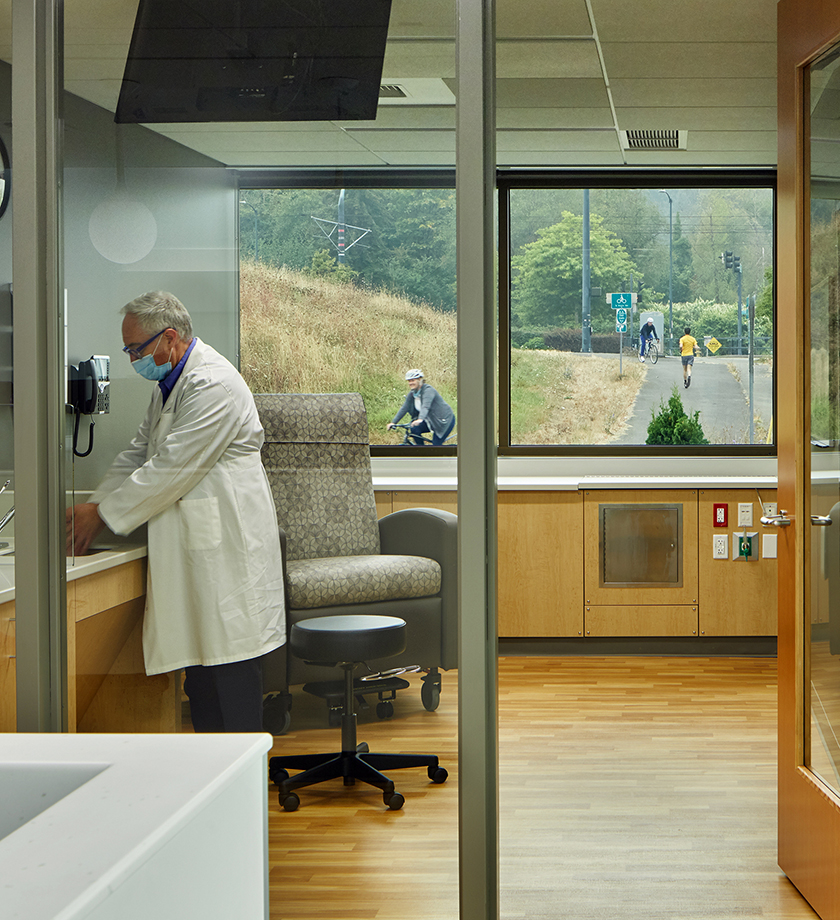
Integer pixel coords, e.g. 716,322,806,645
713,503,728,527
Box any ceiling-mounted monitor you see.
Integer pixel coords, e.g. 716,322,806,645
115,0,392,124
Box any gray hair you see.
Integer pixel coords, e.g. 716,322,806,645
121,291,193,341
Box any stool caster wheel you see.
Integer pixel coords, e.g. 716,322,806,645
383,790,404,810
376,701,394,719
356,742,369,754
428,765,448,784
269,764,289,785
279,792,300,812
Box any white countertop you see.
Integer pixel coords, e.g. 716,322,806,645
0,543,147,606
0,732,272,920
371,455,781,491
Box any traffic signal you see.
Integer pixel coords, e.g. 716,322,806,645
722,250,734,270
732,255,741,273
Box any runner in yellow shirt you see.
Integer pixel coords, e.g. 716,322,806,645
679,326,700,388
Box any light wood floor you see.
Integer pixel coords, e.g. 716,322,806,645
267,657,818,920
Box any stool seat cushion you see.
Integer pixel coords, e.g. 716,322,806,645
290,615,407,662
286,554,441,610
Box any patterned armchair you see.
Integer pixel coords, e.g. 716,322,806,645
254,393,458,734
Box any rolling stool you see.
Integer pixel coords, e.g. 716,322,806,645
268,615,448,811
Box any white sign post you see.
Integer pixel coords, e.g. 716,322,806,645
607,295,636,376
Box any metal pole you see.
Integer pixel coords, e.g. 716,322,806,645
659,190,673,355
581,189,591,353
337,188,345,263
749,294,755,443
13,0,67,731
456,0,499,917
737,266,743,355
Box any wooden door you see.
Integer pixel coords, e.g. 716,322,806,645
778,2,840,916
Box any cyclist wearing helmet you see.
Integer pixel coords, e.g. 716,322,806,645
386,369,456,446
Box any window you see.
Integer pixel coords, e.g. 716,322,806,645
499,171,776,453
238,173,457,452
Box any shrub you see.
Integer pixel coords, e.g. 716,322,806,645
646,386,709,445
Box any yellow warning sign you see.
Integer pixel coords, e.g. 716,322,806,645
706,337,722,353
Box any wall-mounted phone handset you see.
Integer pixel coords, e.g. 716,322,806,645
68,355,110,457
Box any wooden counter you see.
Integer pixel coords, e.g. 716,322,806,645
1,556,180,733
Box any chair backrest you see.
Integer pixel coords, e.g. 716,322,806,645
254,393,380,561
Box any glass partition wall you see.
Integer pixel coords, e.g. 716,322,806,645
60,1,465,918
0,3,12,733
808,43,840,795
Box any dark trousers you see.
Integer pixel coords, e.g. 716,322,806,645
183,656,264,732
411,416,456,446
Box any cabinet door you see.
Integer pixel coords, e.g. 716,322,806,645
583,490,698,607
697,489,777,636
497,491,583,637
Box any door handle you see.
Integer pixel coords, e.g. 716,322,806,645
761,510,792,527
811,514,833,526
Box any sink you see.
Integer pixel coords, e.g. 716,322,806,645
0,763,107,842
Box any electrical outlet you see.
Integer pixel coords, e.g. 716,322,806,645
764,502,778,517
738,503,753,526
713,534,728,559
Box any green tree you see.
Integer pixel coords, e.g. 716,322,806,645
309,249,359,283
646,386,709,445
511,212,639,328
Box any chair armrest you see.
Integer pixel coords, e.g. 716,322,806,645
379,508,458,667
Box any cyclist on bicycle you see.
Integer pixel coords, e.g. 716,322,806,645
639,317,659,363
386,369,456,446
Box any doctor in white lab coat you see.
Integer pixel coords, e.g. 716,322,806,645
66,291,285,732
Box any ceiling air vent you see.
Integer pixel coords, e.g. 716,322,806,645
380,84,407,99
620,129,687,150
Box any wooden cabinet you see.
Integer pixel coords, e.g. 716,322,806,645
0,558,180,733
498,491,583,637
377,486,778,640
697,490,778,636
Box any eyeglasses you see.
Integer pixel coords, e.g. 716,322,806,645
123,329,164,360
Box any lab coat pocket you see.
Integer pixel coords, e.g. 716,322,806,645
179,496,222,551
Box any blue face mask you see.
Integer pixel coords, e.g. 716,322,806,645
132,335,173,381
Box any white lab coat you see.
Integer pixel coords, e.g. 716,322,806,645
92,339,286,675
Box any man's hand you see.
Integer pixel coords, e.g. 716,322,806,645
386,422,394,430
410,418,423,427
66,503,106,556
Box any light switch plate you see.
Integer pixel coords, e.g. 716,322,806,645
738,503,753,526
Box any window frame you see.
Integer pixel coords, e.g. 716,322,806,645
238,167,777,458
498,168,778,458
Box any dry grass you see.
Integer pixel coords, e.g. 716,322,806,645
510,349,646,445
240,260,646,446
240,261,457,443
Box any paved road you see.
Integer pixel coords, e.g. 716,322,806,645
614,354,773,445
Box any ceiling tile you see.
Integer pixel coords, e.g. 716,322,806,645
497,0,591,38
497,40,602,79
496,78,610,109
610,78,776,109
602,42,777,80
590,0,776,43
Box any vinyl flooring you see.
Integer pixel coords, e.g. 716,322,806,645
266,656,818,920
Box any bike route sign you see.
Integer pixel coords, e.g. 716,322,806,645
616,321,628,333
615,307,628,324
607,292,637,308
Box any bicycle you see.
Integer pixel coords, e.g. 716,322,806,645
390,422,456,446
646,339,660,365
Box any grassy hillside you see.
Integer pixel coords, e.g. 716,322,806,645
240,261,458,444
240,260,645,445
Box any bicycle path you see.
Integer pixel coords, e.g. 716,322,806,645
613,355,762,445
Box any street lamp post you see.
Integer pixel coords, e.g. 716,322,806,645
239,199,259,262
659,190,673,355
